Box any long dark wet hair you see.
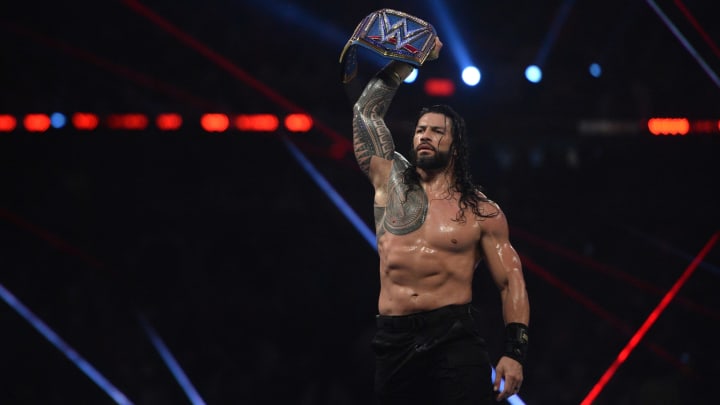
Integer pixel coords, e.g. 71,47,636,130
403,104,497,222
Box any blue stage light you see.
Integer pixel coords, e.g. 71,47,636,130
461,66,481,86
525,65,543,83
50,112,66,129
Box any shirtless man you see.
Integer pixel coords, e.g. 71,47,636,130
352,37,530,404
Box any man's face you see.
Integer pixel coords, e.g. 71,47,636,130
411,112,453,170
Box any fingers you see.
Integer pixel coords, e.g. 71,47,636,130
494,357,524,400
428,37,443,60
495,383,521,401
434,38,443,55
494,371,522,401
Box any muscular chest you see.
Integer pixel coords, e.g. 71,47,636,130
423,198,481,251
383,187,480,251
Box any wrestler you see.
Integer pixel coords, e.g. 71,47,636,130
348,12,530,403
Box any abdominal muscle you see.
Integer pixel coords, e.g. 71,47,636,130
376,227,480,315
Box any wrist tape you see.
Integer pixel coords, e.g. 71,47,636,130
504,323,529,365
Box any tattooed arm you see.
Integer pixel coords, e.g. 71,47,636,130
351,38,442,229
352,38,442,195
352,61,415,193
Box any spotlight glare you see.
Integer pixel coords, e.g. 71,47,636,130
525,65,542,83
404,68,418,84
461,66,481,86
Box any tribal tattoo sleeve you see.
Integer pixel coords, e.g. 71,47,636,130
352,73,400,176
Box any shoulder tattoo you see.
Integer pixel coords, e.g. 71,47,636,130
382,155,427,235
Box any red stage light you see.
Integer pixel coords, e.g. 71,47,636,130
236,114,279,132
647,118,689,135
156,113,183,130
424,78,455,97
107,113,149,130
72,113,99,130
200,114,230,132
284,114,313,132
0,114,17,132
24,114,51,132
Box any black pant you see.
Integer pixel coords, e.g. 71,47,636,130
371,303,494,405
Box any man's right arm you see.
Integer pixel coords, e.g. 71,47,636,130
352,61,415,182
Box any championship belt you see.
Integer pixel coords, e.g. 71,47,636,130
339,8,437,83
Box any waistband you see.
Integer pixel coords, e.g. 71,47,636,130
375,303,473,331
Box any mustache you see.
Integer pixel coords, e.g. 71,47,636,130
416,142,435,151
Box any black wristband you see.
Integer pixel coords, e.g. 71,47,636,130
504,322,529,365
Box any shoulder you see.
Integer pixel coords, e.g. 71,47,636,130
475,191,502,217
473,193,509,236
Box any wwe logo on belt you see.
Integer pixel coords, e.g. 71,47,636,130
370,13,430,54
339,9,437,83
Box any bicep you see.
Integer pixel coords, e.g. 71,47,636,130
480,212,522,290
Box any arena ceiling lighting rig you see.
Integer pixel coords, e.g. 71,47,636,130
0,112,313,133
4,113,720,136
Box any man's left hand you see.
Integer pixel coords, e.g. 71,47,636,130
493,356,523,402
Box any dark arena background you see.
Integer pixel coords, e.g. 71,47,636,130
1,1,719,404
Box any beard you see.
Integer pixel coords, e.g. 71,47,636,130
410,147,451,171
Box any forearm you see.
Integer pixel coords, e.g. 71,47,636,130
500,277,530,326
352,61,414,175
500,278,530,364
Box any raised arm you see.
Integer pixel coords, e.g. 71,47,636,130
352,61,414,187
352,37,442,190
